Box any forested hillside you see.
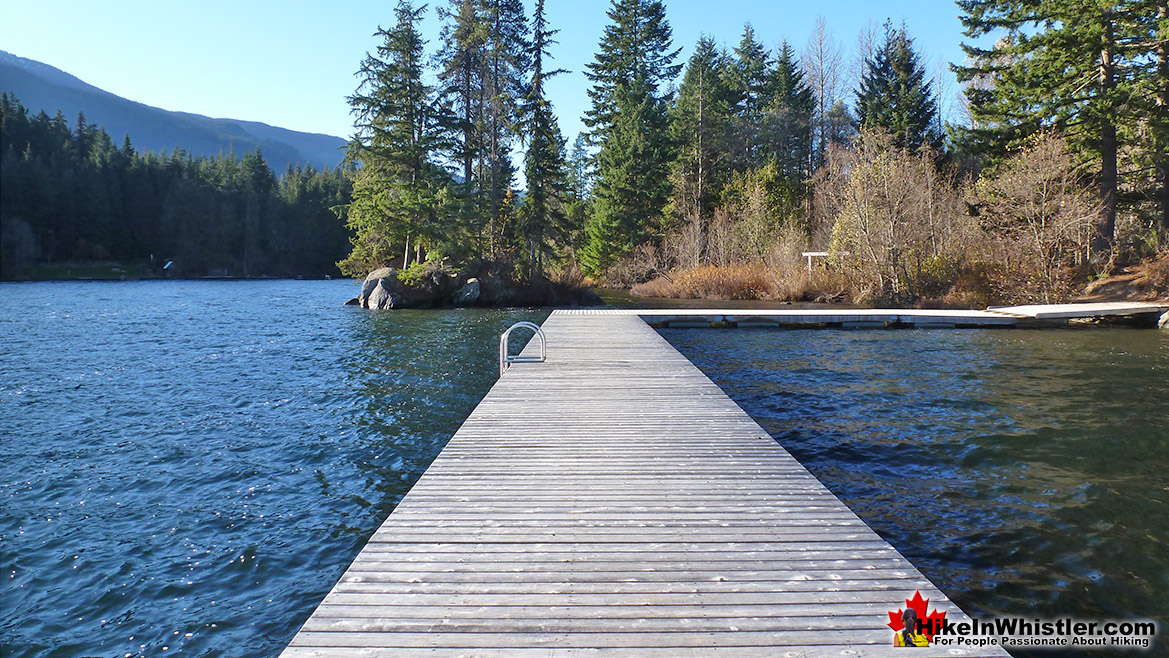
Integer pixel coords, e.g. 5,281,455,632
0,50,348,174
0,95,352,279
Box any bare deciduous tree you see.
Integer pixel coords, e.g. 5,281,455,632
818,129,976,302
803,17,843,168
849,18,879,96
973,134,1097,303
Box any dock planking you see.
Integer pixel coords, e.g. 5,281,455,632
282,310,1010,657
625,301,1169,328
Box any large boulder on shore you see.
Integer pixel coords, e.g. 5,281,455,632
366,279,403,310
349,262,602,309
359,268,401,309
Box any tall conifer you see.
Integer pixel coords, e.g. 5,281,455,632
764,42,815,182
952,0,1159,248
729,24,772,171
669,36,733,224
482,0,529,257
582,0,681,274
437,0,489,255
519,0,570,277
343,0,451,272
855,22,941,153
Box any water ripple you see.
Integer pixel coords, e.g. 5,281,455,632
1,280,546,658
663,326,1169,657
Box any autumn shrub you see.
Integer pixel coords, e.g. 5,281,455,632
628,275,676,298
677,264,770,299
631,262,850,303
547,262,587,288
972,134,1097,303
818,130,978,304
631,265,764,300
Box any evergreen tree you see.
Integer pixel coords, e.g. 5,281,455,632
435,0,528,261
341,0,452,274
953,0,1161,246
855,22,941,153
1150,0,1169,231
582,0,681,274
482,0,529,259
564,134,593,250
763,42,815,183
823,99,856,148
669,36,733,225
566,135,593,201
1133,0,1169,232
237,150,276,275
728,24,772,171
519,0,570,277
436,0,489,250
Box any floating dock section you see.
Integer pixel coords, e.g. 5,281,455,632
282,309,1024,657
635,301,1169,329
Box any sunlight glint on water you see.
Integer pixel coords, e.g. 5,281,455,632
0,280,546,658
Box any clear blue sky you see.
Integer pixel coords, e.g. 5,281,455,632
1,0,969,146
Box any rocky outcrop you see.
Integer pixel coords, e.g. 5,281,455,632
454,278,481,306
359,267,399,309
366,279,402,310
348,263,601,309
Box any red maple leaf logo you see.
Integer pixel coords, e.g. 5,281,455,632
887,591,947,642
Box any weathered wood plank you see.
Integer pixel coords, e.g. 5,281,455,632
299,616,898,633
283,646,995,658
327,579,931,597
318,590,963,608
281,311,1006,657
288,628,940,648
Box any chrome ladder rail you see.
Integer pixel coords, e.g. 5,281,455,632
499,321,546,377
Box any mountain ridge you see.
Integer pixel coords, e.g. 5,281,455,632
0,50,347,173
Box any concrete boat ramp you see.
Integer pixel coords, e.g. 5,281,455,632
282,302,1164,657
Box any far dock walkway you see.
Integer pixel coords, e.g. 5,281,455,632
283,310,1010,657
633,301,1168,328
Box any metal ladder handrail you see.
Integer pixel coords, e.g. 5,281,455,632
499,321,546,377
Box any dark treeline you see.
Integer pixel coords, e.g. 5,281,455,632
0,93,352,280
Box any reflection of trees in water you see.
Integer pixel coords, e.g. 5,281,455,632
322,308,550,540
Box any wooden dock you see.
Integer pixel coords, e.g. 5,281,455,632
634,301,1169,329
283,310,1010,657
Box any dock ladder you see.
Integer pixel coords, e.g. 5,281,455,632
499,321,546,377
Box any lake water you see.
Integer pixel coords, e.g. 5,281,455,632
663,327,1169,656
0,280,546,657
2,281,1166,657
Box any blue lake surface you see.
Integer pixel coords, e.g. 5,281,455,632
662,327,1169,656
3,281,1167,657
0,280,546,657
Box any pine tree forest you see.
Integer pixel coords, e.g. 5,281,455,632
4,0,1167,306
1,95,352,279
